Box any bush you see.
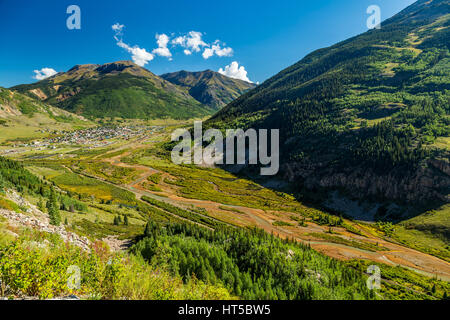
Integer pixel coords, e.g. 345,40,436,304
0,233,232,300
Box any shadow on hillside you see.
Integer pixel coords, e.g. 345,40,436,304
220,163,448,225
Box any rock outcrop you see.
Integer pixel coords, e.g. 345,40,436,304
0,190,90,251
282,158,450,204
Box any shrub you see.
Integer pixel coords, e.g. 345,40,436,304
0,233,232,300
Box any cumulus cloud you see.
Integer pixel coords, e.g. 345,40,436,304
218,61,252,83
33,67,58,80
172,33,233,59
112,23,154,67
152,34,172,59
116,40,154,67
172,31,212,56
111,25,234,66
214,46,233,57
202,41,233,59
172,36,186,46
202,48,214,60
186,31,208,52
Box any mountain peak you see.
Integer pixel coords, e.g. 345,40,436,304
161,69,256,110
67,64,100,72
47,61,155,83
95,60,151,76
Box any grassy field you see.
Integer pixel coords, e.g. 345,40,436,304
78,161,142,185
26,163,136,203
133,151,321,215
0,112,91,144
392,204,450,262
431,136,450,150
52,172,136,202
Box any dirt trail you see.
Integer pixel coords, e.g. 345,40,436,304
88,139,450,282
102,236,133,252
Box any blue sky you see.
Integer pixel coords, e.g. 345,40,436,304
0,0,416,87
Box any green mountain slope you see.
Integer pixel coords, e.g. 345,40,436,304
161,70,256,110
12,61,213,120
0,87,92,143
208,0,450,210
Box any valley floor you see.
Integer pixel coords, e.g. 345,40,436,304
87,140,450,282
1,121,449,298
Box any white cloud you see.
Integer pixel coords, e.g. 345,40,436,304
172,36,186,46
116,40,154,67
186,31,208,52
202,41,233,59
112,23,154,67
111,25,234,65
153,34,172,59
218,61,252,83
112,23,124,34
33,67,58,80
171,31,209,55
215,46,233,57
202,48,214,60
173,33,233,59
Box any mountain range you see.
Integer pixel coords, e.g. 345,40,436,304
12,62,256,120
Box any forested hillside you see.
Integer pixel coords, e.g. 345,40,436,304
208,0,450,209
132,219,449,300
0,156,45,194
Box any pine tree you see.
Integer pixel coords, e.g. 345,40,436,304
123,215,129,226
113,216,119,226
144,222,151,236
48,187,61,226
37,198,45,212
